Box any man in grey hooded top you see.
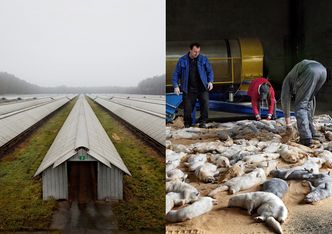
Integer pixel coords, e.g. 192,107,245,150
281,59,327,146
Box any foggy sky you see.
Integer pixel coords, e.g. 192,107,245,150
0,0,165,87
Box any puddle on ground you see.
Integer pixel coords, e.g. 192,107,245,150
51,200,118,232
50,201,162,234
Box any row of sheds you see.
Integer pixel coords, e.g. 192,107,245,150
34,95,131,201
88,94,166,148
2,93,162,201
0,95,74,149
0,94,76,102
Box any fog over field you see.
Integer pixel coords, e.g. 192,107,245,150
0,0,165,88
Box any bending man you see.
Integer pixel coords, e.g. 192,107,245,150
248,77,276,121
281,59,327,146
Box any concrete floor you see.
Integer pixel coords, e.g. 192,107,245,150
50,201,119,233
175,99,332,124
50,201,164,234
176,107,252,124
283,206,332,234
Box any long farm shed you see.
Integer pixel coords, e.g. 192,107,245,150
0,96,73,149
34,95,131,201
90,94,165,149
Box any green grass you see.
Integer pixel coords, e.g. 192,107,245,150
88,98,165,231
0,98,76,231
0,97,165,232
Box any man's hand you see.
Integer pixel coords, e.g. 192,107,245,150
174,87,180,95
286,125,295,137
255,115,261,121
208,82,213,91
281,123,297,143
267,114,272,120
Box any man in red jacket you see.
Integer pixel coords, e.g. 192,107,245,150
247,77,276,121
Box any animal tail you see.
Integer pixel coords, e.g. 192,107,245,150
284,169,294,179
165,210,180,223
266,217,283,234
208,185,228,198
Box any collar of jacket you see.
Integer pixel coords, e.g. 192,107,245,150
186,53,202,63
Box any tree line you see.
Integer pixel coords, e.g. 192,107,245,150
0,72,165,95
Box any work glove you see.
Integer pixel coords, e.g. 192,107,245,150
255,115,261,121
266,114,272,120
208,82,213,91
174,87,180,95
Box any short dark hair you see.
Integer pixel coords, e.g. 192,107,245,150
259,83,270,100
189,42,200,49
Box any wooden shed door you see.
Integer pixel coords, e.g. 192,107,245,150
68,162,97,203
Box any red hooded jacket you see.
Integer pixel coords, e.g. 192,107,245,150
247,77,275,116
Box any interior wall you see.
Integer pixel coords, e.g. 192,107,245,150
167,0,332,91
167,0,290,84
302,0,332,103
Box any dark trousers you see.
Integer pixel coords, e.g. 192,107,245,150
183,91,209,126
294,63,327,141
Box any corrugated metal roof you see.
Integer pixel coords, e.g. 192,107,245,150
92,95,166,147
34,95,131,176
0,97,71,148
0,98,55,116
101,97,165,116
0,95,44,101
98,94,165,103
0,94,72,102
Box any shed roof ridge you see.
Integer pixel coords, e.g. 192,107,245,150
34,95,131,177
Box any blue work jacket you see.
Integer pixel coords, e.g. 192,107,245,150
172,54,214,93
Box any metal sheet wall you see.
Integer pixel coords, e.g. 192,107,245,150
42,162,68,200
42,161,125,201
97,162,123,200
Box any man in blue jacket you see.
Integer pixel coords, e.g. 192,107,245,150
172,42,214,128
